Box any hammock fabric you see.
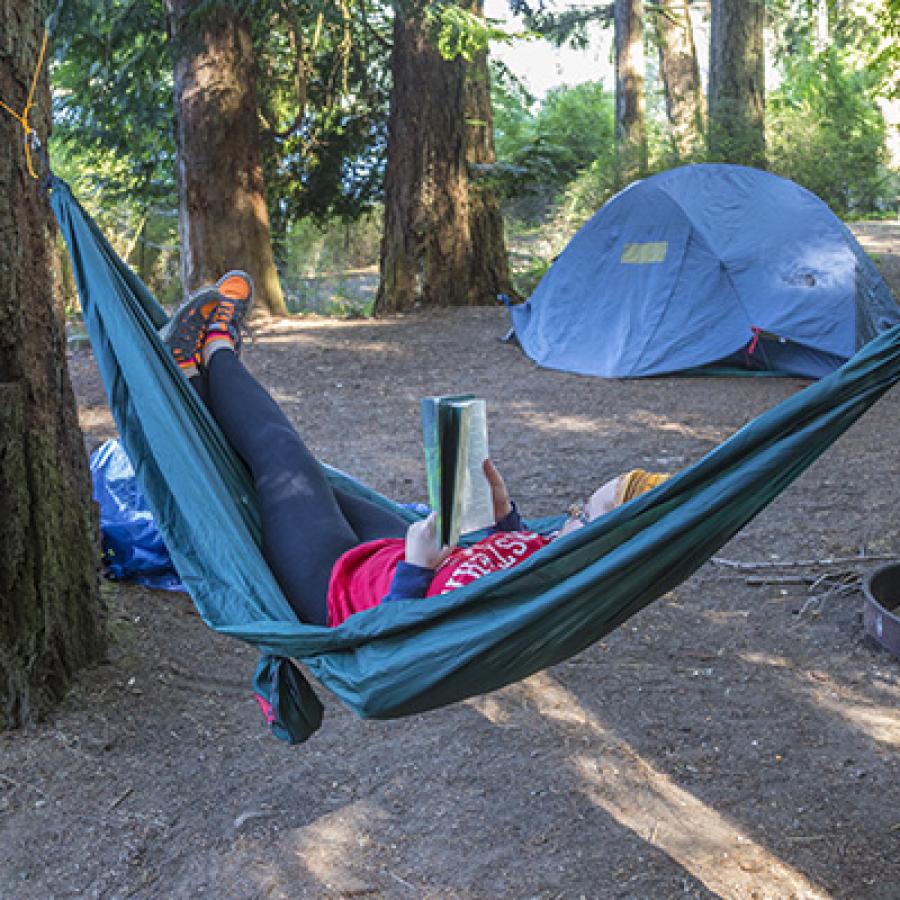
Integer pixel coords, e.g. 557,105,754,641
52,177,900,745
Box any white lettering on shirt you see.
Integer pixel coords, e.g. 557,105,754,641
437,531,545,594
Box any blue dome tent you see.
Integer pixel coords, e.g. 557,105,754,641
508,164,899,379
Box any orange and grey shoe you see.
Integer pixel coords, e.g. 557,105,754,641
162,270,254,370
162,287,222,371
204,270,254,352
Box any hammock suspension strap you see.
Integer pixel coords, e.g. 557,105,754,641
0,27,50,180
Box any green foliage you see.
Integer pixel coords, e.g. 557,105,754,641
492,75,615,218
874,0,900,97
51,0,176,211
51,0,393,273
767,21,894,216
278,212,381,316
50,1,180,300
283,275,377,317
511,2,613,50
490,60,537,158
280,211,383,277
509,249,553,298
552,155,619,226
253,1,393,238
425,3,515,61
535,82,615,174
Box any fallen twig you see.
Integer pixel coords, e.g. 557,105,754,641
747,574,816,585
712,553,898,571
109,786,133,810
389,872,416,891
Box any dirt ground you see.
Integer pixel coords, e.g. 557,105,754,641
2,224,899,899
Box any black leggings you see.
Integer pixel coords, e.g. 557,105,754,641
195,350,409,625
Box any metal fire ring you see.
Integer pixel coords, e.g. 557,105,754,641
862,563,900,659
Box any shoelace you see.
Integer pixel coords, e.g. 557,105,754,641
208,300,253,350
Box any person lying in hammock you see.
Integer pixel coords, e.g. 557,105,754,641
165,271,670,627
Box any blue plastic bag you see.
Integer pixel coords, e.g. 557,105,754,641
90,439,186,591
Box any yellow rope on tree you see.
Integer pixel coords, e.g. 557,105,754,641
0,28,49,179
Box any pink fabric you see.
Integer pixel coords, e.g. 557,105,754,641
255,693,276,725
326,539,406,627
327,531,550,627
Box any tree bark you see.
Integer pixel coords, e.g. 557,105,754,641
614,0,648,182
164,0,287,316
375,4,511,314
655,0,705,160
708,0,766,167
464,1,513,303
0,1,105,729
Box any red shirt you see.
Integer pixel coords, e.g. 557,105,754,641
326,530,550,627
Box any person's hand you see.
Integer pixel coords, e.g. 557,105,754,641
405,512,452,569
483,458,513,522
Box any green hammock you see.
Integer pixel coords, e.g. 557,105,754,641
51,177,900,745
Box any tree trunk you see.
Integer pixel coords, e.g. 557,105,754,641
164,0,287,316
375,5,510,313
464,1,513,302
614,0,648,182
708,0,766,167
655,0,705,160
0,1,105,729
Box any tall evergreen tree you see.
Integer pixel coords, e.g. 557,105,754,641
708,0,766,166
653,0,705,160
163,0,288,315
614,0,647,180
375,2,511,313
464,0,513,302
0,0,105,728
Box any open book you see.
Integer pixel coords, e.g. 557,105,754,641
421,394,494,548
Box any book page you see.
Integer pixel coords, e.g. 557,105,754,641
456,399,493,537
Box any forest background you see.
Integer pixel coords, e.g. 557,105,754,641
51,0,900,323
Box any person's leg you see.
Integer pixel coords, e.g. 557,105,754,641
333,487,409,542
165,274,407,623
205,347,358,625
196,365,407,542
188,372,210,408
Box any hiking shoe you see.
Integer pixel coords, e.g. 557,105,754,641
162,287,222,370
207,270,254,351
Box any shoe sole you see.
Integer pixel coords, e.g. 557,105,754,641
216,270,255,306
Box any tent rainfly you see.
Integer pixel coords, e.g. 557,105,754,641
508,164,900,379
